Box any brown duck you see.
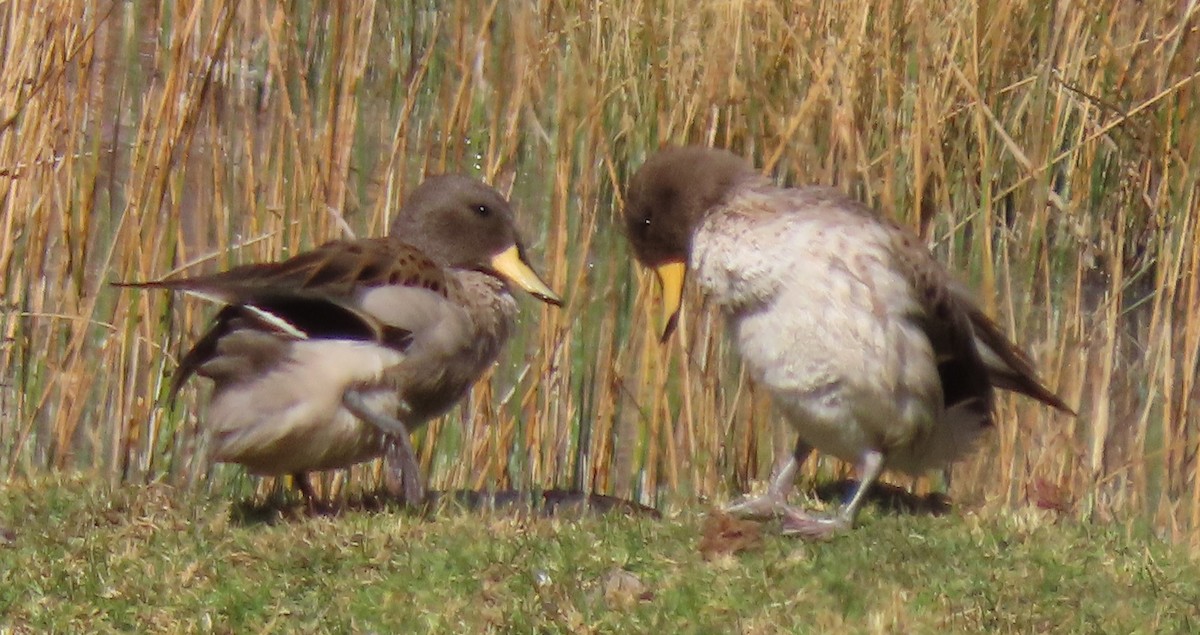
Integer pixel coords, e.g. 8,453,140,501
118,175,561,506
623,146,1073,538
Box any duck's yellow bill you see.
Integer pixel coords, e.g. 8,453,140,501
654,261,686,343
490,246,563,306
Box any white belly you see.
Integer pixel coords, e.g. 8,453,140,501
730,291,986,473
695,207,986,473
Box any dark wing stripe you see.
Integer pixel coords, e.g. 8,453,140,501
247,295,382,341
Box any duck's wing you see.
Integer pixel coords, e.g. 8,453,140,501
886,228,997,421
887,223,1074,416
115,238,451,304
117,238,458,398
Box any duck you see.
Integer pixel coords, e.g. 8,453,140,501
622,146,1073,538
117,174,562,508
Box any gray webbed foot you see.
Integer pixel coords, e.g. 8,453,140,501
780,508,852,540
724,491,793,519
781,449,886,540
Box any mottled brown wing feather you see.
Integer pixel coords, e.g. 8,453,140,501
131,238,445,400
116,237,451,302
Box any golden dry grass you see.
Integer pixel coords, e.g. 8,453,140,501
1,1,1198,542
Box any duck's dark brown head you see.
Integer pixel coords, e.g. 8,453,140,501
624,146,756,339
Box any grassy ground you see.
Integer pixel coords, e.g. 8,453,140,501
2,477,1197,633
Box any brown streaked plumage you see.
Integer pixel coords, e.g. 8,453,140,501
117,175,561,507
623,146,1072,538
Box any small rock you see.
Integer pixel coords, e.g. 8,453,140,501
601,568,652,609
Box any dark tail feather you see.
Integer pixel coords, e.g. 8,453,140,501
989,371,1075,415
968,308,1076,415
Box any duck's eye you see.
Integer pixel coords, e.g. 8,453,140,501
638,216,651,235
475,204,491,217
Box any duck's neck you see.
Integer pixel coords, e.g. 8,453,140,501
448,269,518,371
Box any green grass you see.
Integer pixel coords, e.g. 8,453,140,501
2,477,1197,633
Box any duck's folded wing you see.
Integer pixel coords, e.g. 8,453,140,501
886,221,1073,416
888,227,996,420
115,238,452,305
169,287,462,405
912,296,997,423
139,238,455,397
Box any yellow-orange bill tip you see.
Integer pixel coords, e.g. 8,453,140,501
654,261,686,342
490,246,563,306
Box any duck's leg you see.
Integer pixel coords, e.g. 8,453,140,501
343,389,425,506
382,436,426,506
293,472,317,503
781,449,884,539
725,438,813,519
291,471,336,515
